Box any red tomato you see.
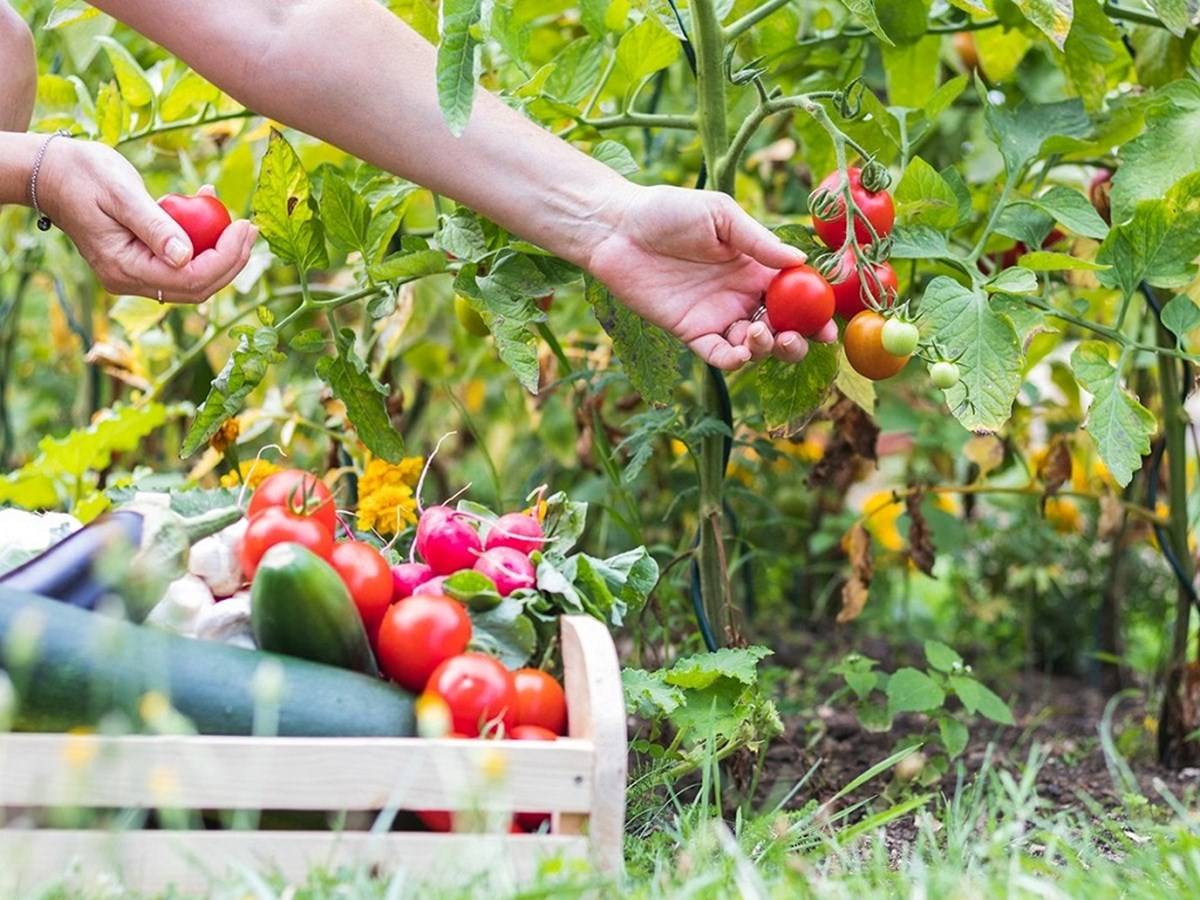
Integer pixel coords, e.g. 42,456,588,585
765,265,835,337
512,669,567,735
844,310,910,381
239,507,334,578
812,167,895,249
330,541,393,634
158,193,231,255
509,724,556,831
426,653,516,736
829,252,898,319
247,469,338,537
376,595,471,692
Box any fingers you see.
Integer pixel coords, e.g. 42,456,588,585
112,181,195,269
689,334,752,371
714,195,807,270
109,220,257,303
772,332,809,363
813,319,840,343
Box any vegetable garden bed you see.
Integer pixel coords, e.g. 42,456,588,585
0,615,625,893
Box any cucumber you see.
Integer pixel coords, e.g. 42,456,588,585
251,542,378,676
0,588,413,736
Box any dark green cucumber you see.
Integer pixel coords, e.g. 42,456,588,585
251,542,378,676
0,588,413,736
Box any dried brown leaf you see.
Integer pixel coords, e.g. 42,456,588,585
1038,437,1073,496
838,522,873,624
963,435,1005,481
809,394,879,493
906,488,936,576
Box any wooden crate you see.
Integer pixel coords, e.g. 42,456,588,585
0,615,626,893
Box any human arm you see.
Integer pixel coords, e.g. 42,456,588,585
0,2,36,132
0,132,257,301
90,0,834,368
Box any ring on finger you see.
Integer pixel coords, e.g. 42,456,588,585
751,305,768,323
157,289,165,305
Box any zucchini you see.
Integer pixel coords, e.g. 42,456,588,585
0,588,413,736
251,542,378,676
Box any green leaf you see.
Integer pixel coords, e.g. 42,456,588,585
543,37,605,105
94,80,128,146
37,403,168,479
1111,81,1200,224
886,667,945,716
593,140,640,176
756,345,839,436
468,597,537,668
368,249,448,282
1061,0,1129,113
882,34,939,109
877,0,931,45
442,570,504,611
94,36,154,107
622,668,684,717
986,267,1038,295
920,277,1023,432
1162,295,1200,343
614,16,679,84
586,275,683,406
889,225,957,264
845,670,879,700
923,640,963,673
1012,0,1073,48
838,0,894,45
1027,185,1110,240
490,318,542,394
182,328,279,457
436,0,482,136
938,715,969,758
540,491,589,556
289,328,327,353
316,329,406,462
985,98,1090,176
1017,250,1108,272
949,674,1014,725
856,697,894,732
665,646,772,690
895,156,959,229
1070,341,1155,487
571,547,659,625
389,0,440,42
973,21,1034,82
1097,171,1200,298
436,208,490,261
160,70,220,121
318,170,372,258
1146,0,1193,36
252,130,328,272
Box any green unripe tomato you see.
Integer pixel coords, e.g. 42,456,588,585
929,361,961,390
454,294,489,337
880,319,920,356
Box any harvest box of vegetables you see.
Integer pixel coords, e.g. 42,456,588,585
0,465,644,889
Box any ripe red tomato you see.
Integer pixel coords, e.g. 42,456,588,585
812,167,895,249
158,193,231,255
426,653,516,736
376,595,472,692
765,265,835,337
512,669,567,735
248,469,338,538
829,252,898,319
508,724,557,831
239,507,334,578
844,310,910,381
330,541,393,634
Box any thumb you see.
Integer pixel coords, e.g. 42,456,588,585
719,200,807,270
115,187,194,268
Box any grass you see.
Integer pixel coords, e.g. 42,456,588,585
15,741,1200,900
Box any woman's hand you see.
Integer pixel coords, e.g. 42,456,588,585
37,139,256,302
586,185,839,371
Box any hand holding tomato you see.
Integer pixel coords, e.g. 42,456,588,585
159,193,231,255
34,139,256,302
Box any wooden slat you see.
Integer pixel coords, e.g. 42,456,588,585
0,829,588,894
0,734,593,812
560,615,627,875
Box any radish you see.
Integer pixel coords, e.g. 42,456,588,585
474,547,536,596
413,575,449,597
484,513,544,556
391,561,434,602
415,506,481,575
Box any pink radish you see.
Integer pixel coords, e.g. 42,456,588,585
391,562,434,602
413,575,449,597
474,546,536,596
484,513,544,556
415,506,482,575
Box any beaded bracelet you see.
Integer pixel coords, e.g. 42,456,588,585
29,129,71,231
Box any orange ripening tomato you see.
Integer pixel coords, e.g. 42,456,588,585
512,668,567,734
843,310,910,381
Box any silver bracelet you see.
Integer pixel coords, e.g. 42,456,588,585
29,129,71,232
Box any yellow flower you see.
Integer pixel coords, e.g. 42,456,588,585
219,458,283,490
861,491,904,552
356,456,424,535
1044,497,1082,534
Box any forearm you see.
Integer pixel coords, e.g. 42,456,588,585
0,3,36,131
0,132,43,206
90,0,629,267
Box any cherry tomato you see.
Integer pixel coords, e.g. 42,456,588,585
239,507,334,578
880,319,920,357
812,167,895,249
929,361,961,390
376,595,472,693
508,724,557,831
330,541,394,634
954,32,979,73
426,653,517,736
765,265,835,337
158,193,231,255
512,669,567,734
248,469,338,537
830,251,898,319
844,310,910,381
